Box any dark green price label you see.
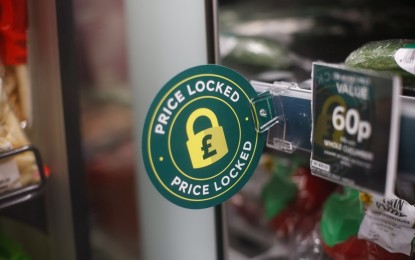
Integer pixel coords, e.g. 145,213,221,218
311,62,400,195
142,65,266,209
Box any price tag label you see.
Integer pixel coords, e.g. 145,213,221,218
311,62,401,196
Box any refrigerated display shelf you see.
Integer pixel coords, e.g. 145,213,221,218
252,80,415,199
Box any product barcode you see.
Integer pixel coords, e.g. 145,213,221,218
311,159,331,172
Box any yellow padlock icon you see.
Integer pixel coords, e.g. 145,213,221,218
186,108,228,169
314,95,346,145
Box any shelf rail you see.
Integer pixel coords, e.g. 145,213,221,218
252,80,415,181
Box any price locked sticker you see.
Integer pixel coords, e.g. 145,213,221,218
142,65,267,209
311,62,401,196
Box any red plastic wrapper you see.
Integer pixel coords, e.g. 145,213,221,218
0,0,28,65
268,202,322,239
322,236,410,260
267,166,337,239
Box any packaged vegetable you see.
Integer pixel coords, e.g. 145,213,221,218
321,188,410,260
345,39,415,90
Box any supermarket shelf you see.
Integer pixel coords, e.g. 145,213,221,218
252,80,415,178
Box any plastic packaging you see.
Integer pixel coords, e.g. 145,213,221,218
321,188,410,260
262,155,337,239
0,79,38,191
2,65,31,127
345,39,415,90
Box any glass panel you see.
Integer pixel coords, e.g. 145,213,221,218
72,0,139,258
218,0,415,259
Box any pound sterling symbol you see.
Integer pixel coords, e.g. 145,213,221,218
202,134,217,159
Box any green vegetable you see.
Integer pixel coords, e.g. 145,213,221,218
345,39,415,88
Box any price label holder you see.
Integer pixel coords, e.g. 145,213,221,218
310,62,401,196
251,80,313,154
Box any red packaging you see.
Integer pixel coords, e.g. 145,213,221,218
0,0,28,65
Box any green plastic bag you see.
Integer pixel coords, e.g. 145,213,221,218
261,155,308,219
320,188,365,247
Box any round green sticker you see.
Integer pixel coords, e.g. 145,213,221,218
142,65,266,209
